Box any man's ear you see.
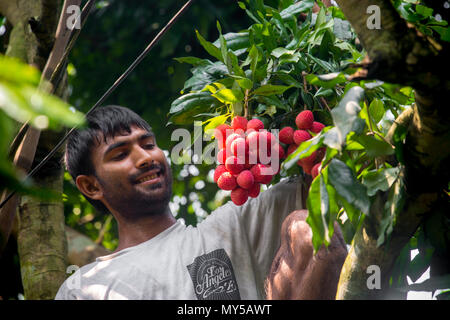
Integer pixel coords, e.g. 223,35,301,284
75,175,103,200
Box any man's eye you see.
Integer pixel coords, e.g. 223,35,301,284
112,152,127,160
143,144,155,150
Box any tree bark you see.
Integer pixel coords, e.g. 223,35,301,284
0,0,77,299
17,172,67,299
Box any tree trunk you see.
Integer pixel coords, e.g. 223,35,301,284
17,169,67,299
0,0,71,299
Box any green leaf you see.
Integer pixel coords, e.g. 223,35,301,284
306,173,326,251
252,84,291,96
22,86,85,129
213,32,251,55
228,51,245,77
249,45,259,82
328,158,370,215
255,95,287,110
378,177,406,246
204,114,229,139
271,47,296,58
306,166,339,252
305,72,347,89
0,55,40,86
392,120,409,164
212,88,244,103
173,56,211,67
279,0,314,20
0,83,84,130
181,62,228,92
234,76,253,90
362,167,400,196
275,73,303,88
369,98,385,124
195,30,223,62
355,135,395,158
315,6,326,29
169,92,217,114
416,4,433,18
323,86,365,151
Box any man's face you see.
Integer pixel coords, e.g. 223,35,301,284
90,126,173,218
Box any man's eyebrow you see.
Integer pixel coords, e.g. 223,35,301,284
139,132,155,140
103,132,155,156
104,141,129,156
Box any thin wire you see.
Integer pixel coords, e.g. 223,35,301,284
0,0,195,209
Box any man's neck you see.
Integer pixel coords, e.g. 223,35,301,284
113,208,176,253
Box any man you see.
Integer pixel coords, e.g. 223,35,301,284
56,105,346,300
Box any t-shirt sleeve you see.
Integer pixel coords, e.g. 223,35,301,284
54,280,77,300
237,177,302,269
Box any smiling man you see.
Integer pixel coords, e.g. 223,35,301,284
55,105,346,300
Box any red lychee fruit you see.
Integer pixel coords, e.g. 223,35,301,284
217,148,228,164
246,131,259,151
273,143,285,160
293,130,312,145
213,164,227,183
310,121,325,134
301,150,318,167
250,163,273,184
214,124,232,149
231,187,249,206
279,127,295,145
236,170,255,190
231,137,248,158
259,130,276,147
231,116,248,131
316,147,326,163
225,156,244,175
312,163,321,179
226,133,244,151
295,110,314,130
246,118,264,133
248,182,261,198
302,162,314,175
287,143,298,156
217,172,237,190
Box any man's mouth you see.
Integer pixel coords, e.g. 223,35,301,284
135,169,163,185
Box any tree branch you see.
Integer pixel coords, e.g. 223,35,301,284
335,0,449,93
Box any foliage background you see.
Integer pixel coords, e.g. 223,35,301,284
0,0,448,299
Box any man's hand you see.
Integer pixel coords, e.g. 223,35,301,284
265,210,347,300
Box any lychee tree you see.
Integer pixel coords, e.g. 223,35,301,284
169,0,449,299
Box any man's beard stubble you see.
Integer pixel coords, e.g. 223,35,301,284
96,163,173,219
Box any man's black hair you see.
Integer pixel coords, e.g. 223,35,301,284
65,105,152,213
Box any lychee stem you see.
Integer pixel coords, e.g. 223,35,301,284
244,89,249,119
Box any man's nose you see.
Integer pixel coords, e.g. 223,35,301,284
134,145,153,169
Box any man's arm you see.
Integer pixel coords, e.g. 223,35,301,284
265,210,348,300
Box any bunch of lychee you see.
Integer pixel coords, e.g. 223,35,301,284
213,116,284,206
279,110,326,179
213,111,326,206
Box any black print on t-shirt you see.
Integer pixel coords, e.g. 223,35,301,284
187,248,241,300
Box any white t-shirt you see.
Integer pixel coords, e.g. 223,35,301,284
55,177,302,300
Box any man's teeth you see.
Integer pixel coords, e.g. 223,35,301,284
138,173,158,183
